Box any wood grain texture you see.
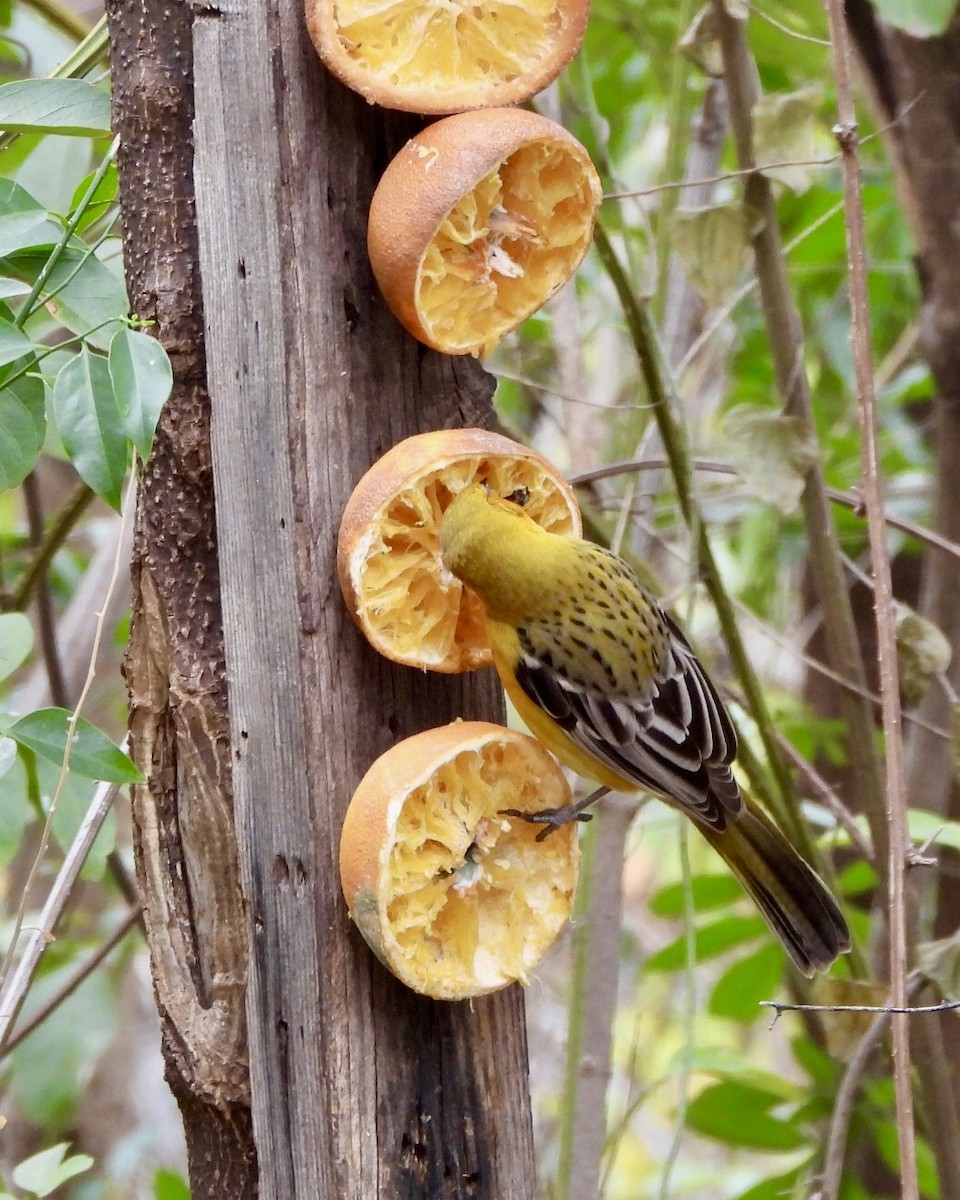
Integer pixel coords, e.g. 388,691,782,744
106,1,257,1196
192,3,537,1198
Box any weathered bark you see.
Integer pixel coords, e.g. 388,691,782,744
108,0,539,1197
106,1,256,1195
191,3,537,1196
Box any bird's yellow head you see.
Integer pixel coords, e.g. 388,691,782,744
440,482,561,620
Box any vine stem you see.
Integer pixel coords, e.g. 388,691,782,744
821,3,917,1194
0,462,137,1041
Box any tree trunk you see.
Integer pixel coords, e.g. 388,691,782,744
107,1,539,1197
106,1,256,1195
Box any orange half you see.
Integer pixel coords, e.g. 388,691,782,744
367,108,602,356
340,721,579,999
337,428,582,672
307,0,590,115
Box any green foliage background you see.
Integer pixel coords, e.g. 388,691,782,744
1,0,958,1197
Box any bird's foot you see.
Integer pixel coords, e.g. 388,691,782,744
500,787,609,842
499,805,593,842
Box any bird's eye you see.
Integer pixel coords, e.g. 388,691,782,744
505,486,530,508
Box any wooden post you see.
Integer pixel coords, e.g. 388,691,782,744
191,2,538,1198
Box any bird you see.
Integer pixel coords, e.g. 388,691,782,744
439,481,851,975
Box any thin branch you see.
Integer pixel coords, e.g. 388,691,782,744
5,481,94,612
657,823,697,1200
676,201,845,382
24,0,91,40
14,135,120,331
571,455,960,564
605,96,923,203
823,2,917,1193
748,3,831,45
0,465,136,1040
0,906,141,1060
0,777,122,1045
22,472,67,707
776,733,874,863
761,996,957,1018
593,222,812,846
712,0,888,880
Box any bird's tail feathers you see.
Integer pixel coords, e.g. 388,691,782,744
702,805,850,976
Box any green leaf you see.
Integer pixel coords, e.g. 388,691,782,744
0,734,16,780
0,277,30,298
4,246,128,345
0,751,33,867
0,177,46,217
0,210,64,257
916,930,960,1003
649,872,742,918
838,858,878,897
686,1080,805,1151
0,612,33,680
109,327,172,459
709,944,785,1020
732,1168,803,1200
753,86,824,193
51,346,128,509
678,6,723,76
68,161,118,231
7,707,142,783
0,315,34,366
645,914,766,970
869,0,955,36
0,79,111,137
670,201,764,305
153,1169,191,1200
12,1143,94,1197
723,405,819,514
0,371,45,490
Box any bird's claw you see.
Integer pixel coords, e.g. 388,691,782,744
499,806,594,842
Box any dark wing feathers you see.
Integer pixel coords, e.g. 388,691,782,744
514,611,742,831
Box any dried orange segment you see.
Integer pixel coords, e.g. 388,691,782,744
338,428,581,672
306,0,590,115
340,721,579,999
367,108,602,356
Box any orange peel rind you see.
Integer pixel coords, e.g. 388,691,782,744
367,108,602,357
306,0,591,116
337,428,582,672
340,720,579,999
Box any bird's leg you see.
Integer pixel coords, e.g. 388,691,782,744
500,786,610,842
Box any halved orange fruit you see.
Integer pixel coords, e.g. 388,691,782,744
367,108,603,356
337,428,581,672
306,0,591,116
340,721,579,999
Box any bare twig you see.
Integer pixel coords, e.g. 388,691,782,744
593,224,816,852
776,734,874,862
749,3,831,45
22,472,67,707
712,0,888,879
556,803,634,1200
0,777,122,1045
761,995,951,1019
5,481,95,612
0,466,136,1041
571,456,960,564
823,3,917,1193
0,906,141,1060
